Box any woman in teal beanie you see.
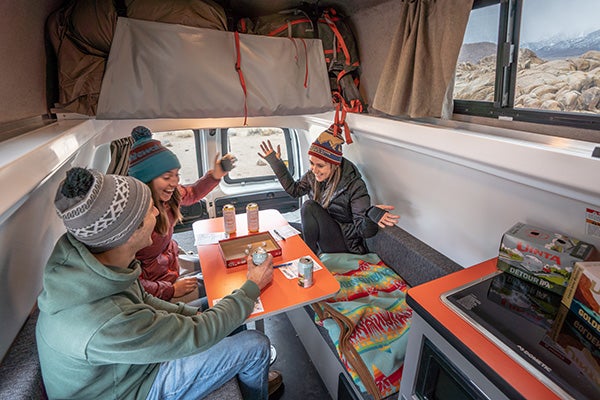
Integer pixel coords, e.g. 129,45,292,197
129,126,236,305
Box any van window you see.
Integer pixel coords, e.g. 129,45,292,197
221,127,295,183
153,130,199,184
454,0,600,130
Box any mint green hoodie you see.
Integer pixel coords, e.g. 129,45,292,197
36,233,259,399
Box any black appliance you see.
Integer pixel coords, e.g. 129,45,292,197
442,271,599,400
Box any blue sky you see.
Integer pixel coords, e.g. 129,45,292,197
463,0,600,44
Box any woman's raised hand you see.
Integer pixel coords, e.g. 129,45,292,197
212,153,238,179
258,140,281,160
375,205,400,228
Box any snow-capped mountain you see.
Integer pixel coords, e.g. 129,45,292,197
519,29,600,59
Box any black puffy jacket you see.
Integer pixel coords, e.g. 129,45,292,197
265,153,380,254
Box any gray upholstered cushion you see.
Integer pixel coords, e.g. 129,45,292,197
366,225,462,287
0,307,242,400
204,377,243,400
0,308,47,400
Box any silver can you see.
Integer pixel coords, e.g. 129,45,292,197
297,257,314,288
251,246,268,265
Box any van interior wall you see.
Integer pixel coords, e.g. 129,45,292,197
0,119,112,360
0,163,68,359
341,113,600,267
0,118,151,360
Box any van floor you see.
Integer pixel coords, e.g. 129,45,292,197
173,230,332,400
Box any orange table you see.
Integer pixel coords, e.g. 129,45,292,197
407,258,563,399
192,209,340,323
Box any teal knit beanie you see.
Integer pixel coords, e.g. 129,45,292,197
128,126,181,183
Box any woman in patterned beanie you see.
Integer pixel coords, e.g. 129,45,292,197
259,126,399,255
128,126,236,306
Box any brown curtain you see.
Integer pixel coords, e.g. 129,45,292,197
106,137,134,175
372,0,473,119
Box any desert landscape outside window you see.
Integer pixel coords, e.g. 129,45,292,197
224,127,292,182
153,128,294,185
454,0,600,130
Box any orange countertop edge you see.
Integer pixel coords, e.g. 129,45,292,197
407,258,560,400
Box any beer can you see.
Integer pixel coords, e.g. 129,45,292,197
246,203,259,233
297,257,314,288
251,246,267,265
223,204,236,234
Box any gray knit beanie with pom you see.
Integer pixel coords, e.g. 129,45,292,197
54,167,152,253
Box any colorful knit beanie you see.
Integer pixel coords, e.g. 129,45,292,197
54,168,152,253
128,126,181,183
307,126,344,165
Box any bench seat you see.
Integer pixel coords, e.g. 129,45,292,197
290,224,462,399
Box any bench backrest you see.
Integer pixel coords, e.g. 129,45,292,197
366,225,462,287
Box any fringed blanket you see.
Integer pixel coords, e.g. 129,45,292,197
313,253,412,399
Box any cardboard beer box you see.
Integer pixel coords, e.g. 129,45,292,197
548,304,600,386
562,261,600,319
497,222,597,295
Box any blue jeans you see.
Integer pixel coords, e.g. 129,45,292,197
146,330,271,400
187,296,209,311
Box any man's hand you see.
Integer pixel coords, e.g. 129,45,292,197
246,254,274,291
374,205,400,228
258,140,281,160
173,276,197,297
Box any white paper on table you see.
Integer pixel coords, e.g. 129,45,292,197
276,255,322,280
194,231,228,246
270,224,301,241
213,297,264,315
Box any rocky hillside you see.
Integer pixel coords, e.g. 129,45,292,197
454,49,600,114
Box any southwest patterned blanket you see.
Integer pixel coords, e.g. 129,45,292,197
313,253,412,399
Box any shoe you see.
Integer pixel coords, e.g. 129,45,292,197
267,370,283,396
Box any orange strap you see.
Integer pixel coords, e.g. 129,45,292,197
234,31,248,126
238,18,247,33
287,37,309,88
268,18,312,36
332,95,352,144
332,88,364,114
300,38,308,88
321,11,351,67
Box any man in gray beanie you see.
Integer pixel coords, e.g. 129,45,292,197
37,167,279,400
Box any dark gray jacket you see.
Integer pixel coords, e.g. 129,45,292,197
265,153,384,254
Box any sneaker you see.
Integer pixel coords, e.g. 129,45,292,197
268,370,283,396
